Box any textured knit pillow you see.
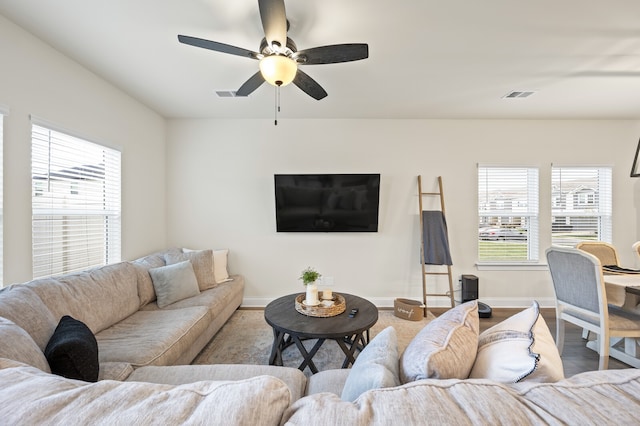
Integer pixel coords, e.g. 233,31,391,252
469,301,564,383
341,326,400,401
149,260,201,308
400,300,479,383
44,315,99,382
165,250,216,290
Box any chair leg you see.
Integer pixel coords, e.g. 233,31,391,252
556,319,565,355
598,333,609,370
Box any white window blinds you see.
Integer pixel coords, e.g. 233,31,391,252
551,166,612,247
31,124,121,279
0,114,4,286
478,166,539,262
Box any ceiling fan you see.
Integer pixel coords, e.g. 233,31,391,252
177,0,369,101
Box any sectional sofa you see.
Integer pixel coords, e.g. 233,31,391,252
0,247,244,380
0,252,639,425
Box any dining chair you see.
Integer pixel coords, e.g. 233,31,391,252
633,241,640,264
576,241,620,269
546,246,640,370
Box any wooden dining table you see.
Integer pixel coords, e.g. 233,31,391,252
604,273,640,310
596,274,640,368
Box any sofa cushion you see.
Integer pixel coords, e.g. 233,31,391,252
282,369,640,425
99,362,134,381
469,301,564,383
45,315,99,382
96,306,210,368
166,250,216,290
341,326,400,401
400,300,479,383
306,369,350,396
0,316,51,373
149,261,201,308
26,262,140,334
127,364,308,402
140,276,243,319
0,284,58,350
0,359,292,426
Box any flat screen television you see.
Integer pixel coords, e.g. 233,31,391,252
274,174,381,232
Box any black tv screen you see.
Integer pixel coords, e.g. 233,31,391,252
274,174,381,232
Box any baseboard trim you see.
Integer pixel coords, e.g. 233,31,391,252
242,296,557,309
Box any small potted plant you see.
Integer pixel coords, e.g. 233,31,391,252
299,267,321,286
299,267,321,306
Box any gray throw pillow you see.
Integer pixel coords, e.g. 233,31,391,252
149,261,200,308
340,326,400,401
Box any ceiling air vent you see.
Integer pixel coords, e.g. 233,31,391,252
215,90,239,98
502,91,536,99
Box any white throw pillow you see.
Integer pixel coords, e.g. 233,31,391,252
469,301,564,383
400,300,479,383
149,261,201,308
341,326,400,401
213,249,232,283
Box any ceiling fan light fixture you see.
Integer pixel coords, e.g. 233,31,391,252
259,54,297,87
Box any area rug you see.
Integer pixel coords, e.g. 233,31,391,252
193,309,434,375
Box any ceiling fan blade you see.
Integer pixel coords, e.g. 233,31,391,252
236,72,265,97
178,35,260,60
258,0,287,49
294,44,369,65
293,70,328,100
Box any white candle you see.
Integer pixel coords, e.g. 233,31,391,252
306,284,319,305
322,289,333,300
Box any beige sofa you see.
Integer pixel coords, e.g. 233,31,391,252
1,260,640,425
0,247,244,380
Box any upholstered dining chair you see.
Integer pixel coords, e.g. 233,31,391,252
576,241,620,269
633,241,640,264
546,246,640,370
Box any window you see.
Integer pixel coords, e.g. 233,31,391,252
31,123,121,278
0,113,4,286
551,166,612,247
478,166,539,262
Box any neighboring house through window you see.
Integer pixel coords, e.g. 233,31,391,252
551,166,612,246
478,166,539,263
31,123,121,279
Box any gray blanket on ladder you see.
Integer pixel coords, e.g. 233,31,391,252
422,211,453,265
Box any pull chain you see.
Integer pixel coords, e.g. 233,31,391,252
274,83,282,126
274,85,278,126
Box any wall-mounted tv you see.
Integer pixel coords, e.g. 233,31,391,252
274,174,381,232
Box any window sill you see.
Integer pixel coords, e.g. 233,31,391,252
476,262,549,271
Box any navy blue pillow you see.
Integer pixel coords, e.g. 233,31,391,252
44,315,99,382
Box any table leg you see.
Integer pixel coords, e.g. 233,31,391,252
269,329,287,366
292,335,323,374
337,332,365,368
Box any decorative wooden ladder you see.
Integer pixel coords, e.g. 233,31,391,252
418,175,455,316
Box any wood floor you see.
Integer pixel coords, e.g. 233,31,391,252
429,307,632,377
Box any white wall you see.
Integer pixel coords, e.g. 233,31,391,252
166,118,640,308
0,15,167,285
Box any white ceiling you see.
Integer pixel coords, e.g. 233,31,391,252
3,0,640,120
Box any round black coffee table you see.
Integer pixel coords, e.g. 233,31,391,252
264,293,378,374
